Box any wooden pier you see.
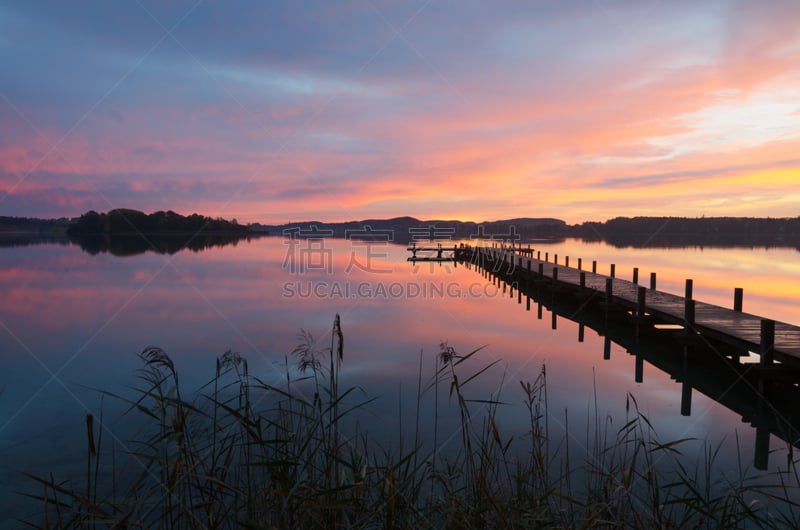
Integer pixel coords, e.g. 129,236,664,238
503,261,800,470
438,243,800,469
452,244,800,366
406,243,459,262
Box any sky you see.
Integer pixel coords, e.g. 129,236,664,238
1,0,799,224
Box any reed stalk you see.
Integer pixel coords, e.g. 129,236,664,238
20,315,800,529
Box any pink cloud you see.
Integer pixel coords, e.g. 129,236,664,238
3,2,800,223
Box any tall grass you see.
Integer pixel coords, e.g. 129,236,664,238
22,314,800,528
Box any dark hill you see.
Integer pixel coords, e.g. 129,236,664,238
256,217,566,242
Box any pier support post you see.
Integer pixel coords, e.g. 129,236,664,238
552,267,558,286
633,267,639,284
603,337,611,360
551,311,557,330
605,278,613,304
578,257,582,270
580,271,586,291
538,263,544,278
565,256,570,268
650,272,657,290
592,260,597,273
526,295,530,311
635,354,643,383
680,381,692,416
734,288,743,312
554,254,558,265
537,250,541,260
754,426,770,471
685,279,693,300
610,264,615,278
545,252,549,262
537,302,543,320
578,323,584,342
527,260,531,273
637,286,646,318
684,299,695,327
760,319,775,367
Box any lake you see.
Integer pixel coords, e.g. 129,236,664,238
2,234,800,525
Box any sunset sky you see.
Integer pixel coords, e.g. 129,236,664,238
1,0,799,224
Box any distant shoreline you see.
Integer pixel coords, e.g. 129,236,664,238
3,213,800,249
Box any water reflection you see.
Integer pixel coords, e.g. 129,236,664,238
73,233,263,256
0,234,71,249
2,236,800,523
0,232,263,256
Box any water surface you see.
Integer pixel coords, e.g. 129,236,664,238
2,236,799,524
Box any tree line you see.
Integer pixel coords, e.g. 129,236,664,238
567,216,800,247
66,209,250,235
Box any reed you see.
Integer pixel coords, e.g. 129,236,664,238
21,314,800,528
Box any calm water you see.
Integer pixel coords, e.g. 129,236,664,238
2,236,800,524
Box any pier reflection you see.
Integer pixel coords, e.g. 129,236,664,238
465,249,800,471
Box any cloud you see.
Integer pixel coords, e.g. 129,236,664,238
2,1,800,222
